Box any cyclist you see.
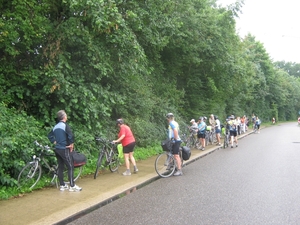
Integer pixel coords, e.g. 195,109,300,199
272,117,276,124
166,113,182,176
189,119,198,140
209,114,216,131
214,116,221,146
228,115,238,148
113,118,138,176
298,117,300,125
255,116,261,133
197,117,206,151
48,110,82,192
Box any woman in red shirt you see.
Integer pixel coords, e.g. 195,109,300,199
113,119,138,176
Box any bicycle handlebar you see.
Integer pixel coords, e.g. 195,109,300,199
95,137,115,145
34,140,51,151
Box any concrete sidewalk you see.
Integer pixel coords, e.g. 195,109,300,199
0,130,253,225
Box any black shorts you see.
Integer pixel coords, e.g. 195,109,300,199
230,130,237,137
123,142,136,154
172,141,181,155
197,133,206,138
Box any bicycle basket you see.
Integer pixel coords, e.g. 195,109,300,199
161,139,173,151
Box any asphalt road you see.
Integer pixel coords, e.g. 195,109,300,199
67,122,300,225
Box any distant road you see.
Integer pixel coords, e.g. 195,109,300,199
68,122,300,225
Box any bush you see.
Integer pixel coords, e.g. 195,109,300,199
0,103,48,187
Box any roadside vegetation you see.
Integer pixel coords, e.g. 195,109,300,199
1,0,300,199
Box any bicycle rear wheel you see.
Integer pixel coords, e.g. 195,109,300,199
94,152,104,179
109,150,119,172
18,161,42,189
155,152,176,178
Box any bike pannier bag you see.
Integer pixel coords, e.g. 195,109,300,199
182,146,191,161
161,139,173,151
71,150,87,167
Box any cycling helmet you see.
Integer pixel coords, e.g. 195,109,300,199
166,113,174,119
116,118,124,125
214,115,218,120
204,116,207,120
198,117,203,121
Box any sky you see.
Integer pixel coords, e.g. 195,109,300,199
217,0,300,63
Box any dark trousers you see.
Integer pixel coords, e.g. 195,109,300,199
54,148,74,187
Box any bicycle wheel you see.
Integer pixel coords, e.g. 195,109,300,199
73,166,83,181
109,150,119,172
186,136,193,148
18,161,42,189
155,152,176,178
94,152,104,179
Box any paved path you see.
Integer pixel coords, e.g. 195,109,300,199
0,128,254,225
67,122,300,225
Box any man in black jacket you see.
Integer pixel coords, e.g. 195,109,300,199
48,110,82,192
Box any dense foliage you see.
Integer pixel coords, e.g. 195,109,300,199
1,0,300,191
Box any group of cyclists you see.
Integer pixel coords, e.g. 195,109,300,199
188,113,262,150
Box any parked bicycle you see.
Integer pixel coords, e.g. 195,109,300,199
18,141,83,189
155,142,183,178
205,126,216,145
94,137,120,179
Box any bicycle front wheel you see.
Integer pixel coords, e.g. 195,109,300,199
109,151,119,172
18,161,42,189
155,152,176,178
94,152,104,179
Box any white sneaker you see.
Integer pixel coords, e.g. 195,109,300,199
123,171,131,176
69,184,82,192
60,184,69,191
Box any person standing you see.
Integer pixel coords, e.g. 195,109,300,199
214,116,221,146
48,110,82,192
166,113,182,176
189,119,198,141
209,114,216,132
113,118,138,176
255,116,261,133
197,117,207,151
228,115,238,148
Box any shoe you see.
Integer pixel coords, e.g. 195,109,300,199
236,144,238,147
216,143,221,146
201,148,205,151
231,146,233,148
173,170,183,176
134,168,139,173
123,171,131,176
69,184,82,192
60,184,69,191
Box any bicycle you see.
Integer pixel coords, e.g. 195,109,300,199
223,128,230,149
154,142,183,178
17,141,83,189
94,137,120,179
185,132,199,149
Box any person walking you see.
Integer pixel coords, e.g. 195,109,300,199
48,110,82,192
197,117,207,151
113,118,138,176
166,113,183,176
214,116,221,146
